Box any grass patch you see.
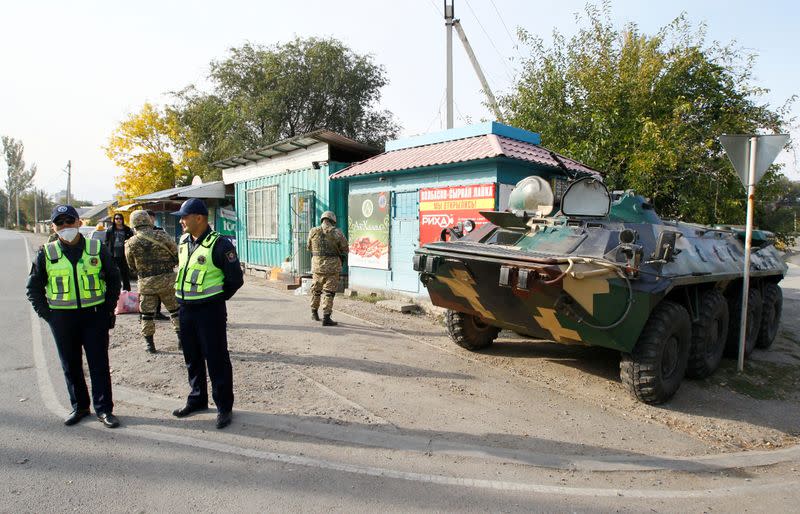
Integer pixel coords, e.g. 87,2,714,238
703,359,800,400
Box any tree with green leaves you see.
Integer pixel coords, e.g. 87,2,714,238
2,136,37,228
172,37,400,173
501,3,793,232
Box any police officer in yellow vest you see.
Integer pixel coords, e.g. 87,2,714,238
171,198,243,430
26,205,122,428
307,210,348,326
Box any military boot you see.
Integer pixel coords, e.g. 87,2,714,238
144,335,156,354
322,314,338,327
311,309,320,321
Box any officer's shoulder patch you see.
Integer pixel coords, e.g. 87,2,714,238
226,249,238,263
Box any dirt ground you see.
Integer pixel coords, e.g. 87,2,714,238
106,266,800,457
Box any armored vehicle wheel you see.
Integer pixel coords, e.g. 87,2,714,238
757,283,782,349
445,310,500,351
725,287,763,358
620,301,691,404
686,290,729,379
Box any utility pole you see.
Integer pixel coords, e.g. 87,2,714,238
66,160,72,205
444,0,454,129
442,0,503,129
33,188,38,233
15,189,19,228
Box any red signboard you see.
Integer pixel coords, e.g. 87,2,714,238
419,183,496,246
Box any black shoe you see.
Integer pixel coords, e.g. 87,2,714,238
145,335,156,354
97,412,120,428
64,409,90,426
311,309,320,321
322,315,338,326
172,404,208,418
216,411,232,430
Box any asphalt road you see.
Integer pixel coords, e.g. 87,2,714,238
2,228,799,513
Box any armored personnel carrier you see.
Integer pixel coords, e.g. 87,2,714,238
414,175,786,404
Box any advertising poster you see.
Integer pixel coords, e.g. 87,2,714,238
419,183,496,245
348,192,391,269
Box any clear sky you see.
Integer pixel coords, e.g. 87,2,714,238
1,0,798,203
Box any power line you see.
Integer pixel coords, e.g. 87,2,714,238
489,0,524,61
427,0,441,17
462,0,515,83
424,89,448,133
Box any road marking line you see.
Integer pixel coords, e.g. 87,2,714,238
21,233,800,497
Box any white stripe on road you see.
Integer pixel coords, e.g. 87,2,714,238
22,233,800,499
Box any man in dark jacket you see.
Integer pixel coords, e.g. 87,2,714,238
171,198,243,430
105,213,134,291
26,205,122,428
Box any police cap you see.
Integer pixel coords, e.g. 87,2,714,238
171,198,208,217
50,204,80,223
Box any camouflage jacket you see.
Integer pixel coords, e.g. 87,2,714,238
125,227,178,293
307,221,348,274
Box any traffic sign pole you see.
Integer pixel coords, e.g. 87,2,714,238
737,136,757,372
719,133,789,373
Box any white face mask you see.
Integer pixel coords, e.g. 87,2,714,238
57,228,79,242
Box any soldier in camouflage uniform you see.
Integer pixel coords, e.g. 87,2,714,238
307,211,348,326
125,210,180,352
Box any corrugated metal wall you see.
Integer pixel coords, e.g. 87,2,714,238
234,161,350,269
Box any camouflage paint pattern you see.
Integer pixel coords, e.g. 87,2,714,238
416,190,786,353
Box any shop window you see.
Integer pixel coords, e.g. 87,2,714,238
246,185,278,239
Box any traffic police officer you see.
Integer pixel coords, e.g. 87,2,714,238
125,209,180,353
171,198,243,429
307,210,348,326
26,205,122,428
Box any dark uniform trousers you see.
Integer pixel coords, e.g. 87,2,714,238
179,299,233,413
48,307,113,414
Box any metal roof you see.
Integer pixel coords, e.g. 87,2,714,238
78,201,116,220
329,134,601,180
135,181,226,201
211,129,379,170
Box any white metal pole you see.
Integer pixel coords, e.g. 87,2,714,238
445,1,454,129
737,136,757,372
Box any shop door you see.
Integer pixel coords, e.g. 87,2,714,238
390,190,420,293
290,190,315,275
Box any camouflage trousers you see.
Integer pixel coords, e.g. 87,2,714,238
309,272,339,315
137,273,180,337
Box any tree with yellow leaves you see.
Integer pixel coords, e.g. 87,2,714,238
105,103,195,198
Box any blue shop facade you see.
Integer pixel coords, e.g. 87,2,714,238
330,122,599,297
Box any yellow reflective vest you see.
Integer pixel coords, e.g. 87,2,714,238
44,238,106,309
175,231,225,301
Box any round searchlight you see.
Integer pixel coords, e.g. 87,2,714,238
507,176,555,216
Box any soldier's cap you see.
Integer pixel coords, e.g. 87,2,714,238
171,198,208,217
50,204,80,223
130,210,153,228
